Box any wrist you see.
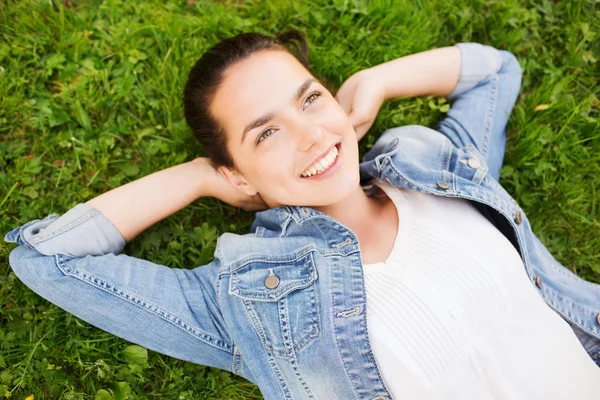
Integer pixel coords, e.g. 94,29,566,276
189,157,218,199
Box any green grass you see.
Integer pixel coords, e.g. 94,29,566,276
1,0,599,398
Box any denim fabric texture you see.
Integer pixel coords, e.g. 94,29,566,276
6,43,600,400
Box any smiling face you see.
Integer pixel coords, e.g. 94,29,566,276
210,49,361,209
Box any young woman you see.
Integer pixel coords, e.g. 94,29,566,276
6,31,600,399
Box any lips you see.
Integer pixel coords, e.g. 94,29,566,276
299,141,341,178
299,141,342,179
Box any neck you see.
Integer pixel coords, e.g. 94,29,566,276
313,183,387,237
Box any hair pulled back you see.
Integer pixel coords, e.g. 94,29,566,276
183,30,314,170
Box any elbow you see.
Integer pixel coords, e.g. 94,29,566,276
497,50,523,102
9,245,47,284
498,50,523,76
8,246,65,296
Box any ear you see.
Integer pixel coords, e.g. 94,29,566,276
217,165,258,196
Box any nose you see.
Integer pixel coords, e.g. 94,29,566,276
295,118,324,152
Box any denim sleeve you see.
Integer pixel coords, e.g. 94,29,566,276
4,209,237,375
436,42,523,181
3,203,126,257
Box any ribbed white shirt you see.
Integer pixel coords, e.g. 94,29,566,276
363,181,600,399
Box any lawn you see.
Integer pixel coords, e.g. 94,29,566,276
1,0,599,398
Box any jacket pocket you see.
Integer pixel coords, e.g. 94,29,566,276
449,143,489,185
229,251,320,359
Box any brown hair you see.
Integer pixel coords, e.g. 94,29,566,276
183,30,330,170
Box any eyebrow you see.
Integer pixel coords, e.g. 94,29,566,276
241,78,317,145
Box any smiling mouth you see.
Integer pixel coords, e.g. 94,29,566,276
300,142,342,178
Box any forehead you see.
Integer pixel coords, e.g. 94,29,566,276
210,50,314,142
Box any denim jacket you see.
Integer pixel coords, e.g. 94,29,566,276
6,43,600,400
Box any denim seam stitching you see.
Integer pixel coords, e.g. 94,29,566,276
231,345,242,375
280,295,315,399
226,245,318,274
55,254,233,353
481,74,499,158
269,262,321,358
27,209,99,245
230,267,316,301
330,254,367,399
215,272,224,313
243,298,294,399
230,255,318,304
542,249,600,289
542,284,600,340
441,137,452,172
280,213,293,237
9,215,54,246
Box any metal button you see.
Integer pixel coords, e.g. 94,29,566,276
514,210,522,225
596,314,600,325
300,207,310,216
384,177,391,184
436,181,450,190
535,276,542,288
264,271,280,289
467,158,481,169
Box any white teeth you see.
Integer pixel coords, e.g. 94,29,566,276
301,144,339,177
325,153,335,164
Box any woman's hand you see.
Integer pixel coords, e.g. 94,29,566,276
195,158,268,212
335,68,386,142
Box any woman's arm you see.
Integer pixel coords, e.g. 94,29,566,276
86,157,215,244
359,43,523,181
5,157,266,259
4,159,239,374
367,46,462,100
335,46,462,140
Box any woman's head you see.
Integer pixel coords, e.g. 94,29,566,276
183,31,360,209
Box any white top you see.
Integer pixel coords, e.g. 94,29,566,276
363,181,600,399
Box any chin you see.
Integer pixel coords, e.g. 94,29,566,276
307,173,361,207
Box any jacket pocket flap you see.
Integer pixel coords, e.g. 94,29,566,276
449,143,489,185
229,252,317,301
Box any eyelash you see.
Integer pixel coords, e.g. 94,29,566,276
256,90,322,144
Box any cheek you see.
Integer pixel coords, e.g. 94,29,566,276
322,103,352,130
253,149,295,182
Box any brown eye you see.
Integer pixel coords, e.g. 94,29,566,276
257,128,276,144
303,91,322,110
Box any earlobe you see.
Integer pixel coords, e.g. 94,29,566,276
217,166,258,196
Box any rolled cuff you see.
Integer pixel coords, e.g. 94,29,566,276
448,42,503,100
4,203,126,257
